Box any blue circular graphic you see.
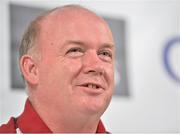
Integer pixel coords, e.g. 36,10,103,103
163,37,180,83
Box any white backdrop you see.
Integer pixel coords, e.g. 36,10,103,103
0,0,180,133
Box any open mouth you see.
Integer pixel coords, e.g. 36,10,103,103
81,83,102,89
77,82,105,94
80,82,104,90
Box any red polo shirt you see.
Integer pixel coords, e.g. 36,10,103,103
0,99,107,133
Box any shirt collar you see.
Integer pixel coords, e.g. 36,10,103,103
17,99,52,133
17,98,106,133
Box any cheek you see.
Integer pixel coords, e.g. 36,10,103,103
65,61,82,75
106,64,114,86
39,58,82,86
55,59,83,87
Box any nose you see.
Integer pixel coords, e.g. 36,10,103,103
82,50,105,76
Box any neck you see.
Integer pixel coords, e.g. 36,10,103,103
47,117,99,133
30,98,100,133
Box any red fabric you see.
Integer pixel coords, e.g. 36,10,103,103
0,98,107,133
0,117,16,133
96,120,106,133
17,99,52,133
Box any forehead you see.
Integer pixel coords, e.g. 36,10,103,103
40,7,111,30
37,7,114,50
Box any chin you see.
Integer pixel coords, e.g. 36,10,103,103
82,100,109,116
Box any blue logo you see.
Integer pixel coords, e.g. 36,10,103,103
163,37,180,83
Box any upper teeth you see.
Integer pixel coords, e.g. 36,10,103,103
87,84,97,89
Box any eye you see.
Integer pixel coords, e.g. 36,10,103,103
98,50,113,62
100,51,112,57
66,47,84,57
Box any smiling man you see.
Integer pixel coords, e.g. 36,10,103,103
0,4,115,133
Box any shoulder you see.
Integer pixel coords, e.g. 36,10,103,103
0,117,16,133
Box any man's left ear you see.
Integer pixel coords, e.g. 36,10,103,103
19,55,39,85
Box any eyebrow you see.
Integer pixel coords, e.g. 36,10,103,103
65,40,85,46
100,43,115,50
60,40,115,50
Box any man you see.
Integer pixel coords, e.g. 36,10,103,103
0,4,115,133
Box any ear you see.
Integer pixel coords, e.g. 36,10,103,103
20,55,39,85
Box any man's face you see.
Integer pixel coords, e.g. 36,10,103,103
35,9,115,116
